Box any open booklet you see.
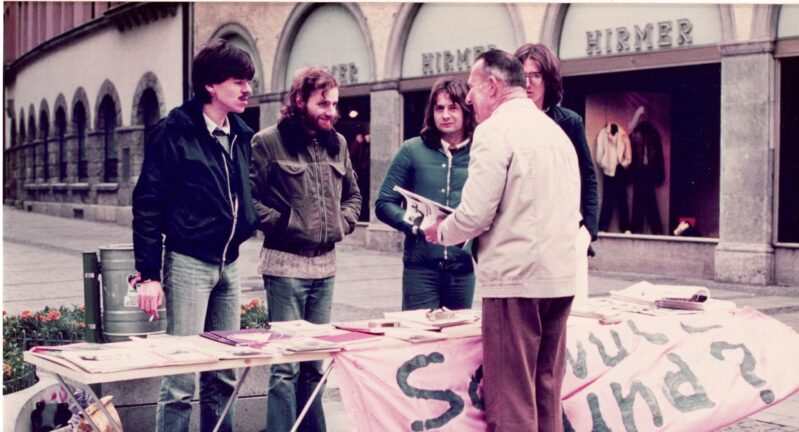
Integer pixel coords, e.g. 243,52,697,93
393,186,454,231
609,281,735,311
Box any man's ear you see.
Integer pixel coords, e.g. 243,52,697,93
487,75,499,97
295,94,305,109
205,84,216,100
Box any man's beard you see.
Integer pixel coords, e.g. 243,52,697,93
303,111,337,133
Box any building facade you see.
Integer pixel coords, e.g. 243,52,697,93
5,3,798,286
3,1,189,226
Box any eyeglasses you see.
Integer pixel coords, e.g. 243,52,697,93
525,72,544,87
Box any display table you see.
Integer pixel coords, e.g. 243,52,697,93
23,330,461,432
25,308,799,432
23,336,342,432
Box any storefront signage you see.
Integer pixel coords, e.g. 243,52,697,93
421,44,496,76
586,18,693,56
328,62,359,85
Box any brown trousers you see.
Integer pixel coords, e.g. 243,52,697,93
482,296,573,432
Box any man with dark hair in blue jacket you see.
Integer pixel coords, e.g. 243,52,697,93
132,39,258,432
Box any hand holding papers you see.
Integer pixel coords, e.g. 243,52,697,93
393,185,453,233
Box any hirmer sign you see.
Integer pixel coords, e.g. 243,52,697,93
586,18,693,56
421,45,497,76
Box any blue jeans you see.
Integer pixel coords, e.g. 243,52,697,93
402,265,475,311
264,276,334,432
156,251,240,432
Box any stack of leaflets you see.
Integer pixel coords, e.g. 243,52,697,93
333,319,402,335
313,331,380,346
283,337,344,353
382,327,448,344
200,328,290,348
609,281,736,312
383,309,479,330
269,320,338,337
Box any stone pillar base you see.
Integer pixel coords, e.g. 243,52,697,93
714,242,775,285
365,222,403,252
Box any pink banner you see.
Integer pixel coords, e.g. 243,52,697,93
333,308,799,431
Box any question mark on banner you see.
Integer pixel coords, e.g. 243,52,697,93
710,341,775,404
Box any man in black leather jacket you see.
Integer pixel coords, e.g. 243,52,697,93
131,39,257,432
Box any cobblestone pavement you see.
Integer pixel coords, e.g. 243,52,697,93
3,206,798,431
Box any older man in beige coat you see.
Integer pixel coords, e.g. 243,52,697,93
425,49,581,432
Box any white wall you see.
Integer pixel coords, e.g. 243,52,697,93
7,8,183,129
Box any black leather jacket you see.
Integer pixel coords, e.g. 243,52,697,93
132,99,258,281
249,117,361,256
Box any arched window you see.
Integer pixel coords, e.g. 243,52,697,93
55,108,67,181
139,88,160,148
27,112,36,182
40,110,50,181
99,95,118,182
28,113,36,142
73,103,88,181
18,114,26,146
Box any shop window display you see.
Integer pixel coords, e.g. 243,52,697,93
563,64,720,237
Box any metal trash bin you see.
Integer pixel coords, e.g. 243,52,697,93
99,244,166,342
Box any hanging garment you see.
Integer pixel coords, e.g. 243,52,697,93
630,121,666,234
595,123,632,177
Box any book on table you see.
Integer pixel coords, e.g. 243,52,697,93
200,328,291,348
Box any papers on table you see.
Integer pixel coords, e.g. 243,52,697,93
383,309,480,329
610,281,711,307
573,281,739,322
200,328,290,348
30,340,218,373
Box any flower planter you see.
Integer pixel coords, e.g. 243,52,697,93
3,363,38,395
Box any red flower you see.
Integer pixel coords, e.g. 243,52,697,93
2,309,6,317
47,311,62,321
20,310,32,319
4,363,12,378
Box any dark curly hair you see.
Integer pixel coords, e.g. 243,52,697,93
281,67,339,120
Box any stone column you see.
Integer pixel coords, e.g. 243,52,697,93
366,81,404,251
258,94,283,130
714,41,776,285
